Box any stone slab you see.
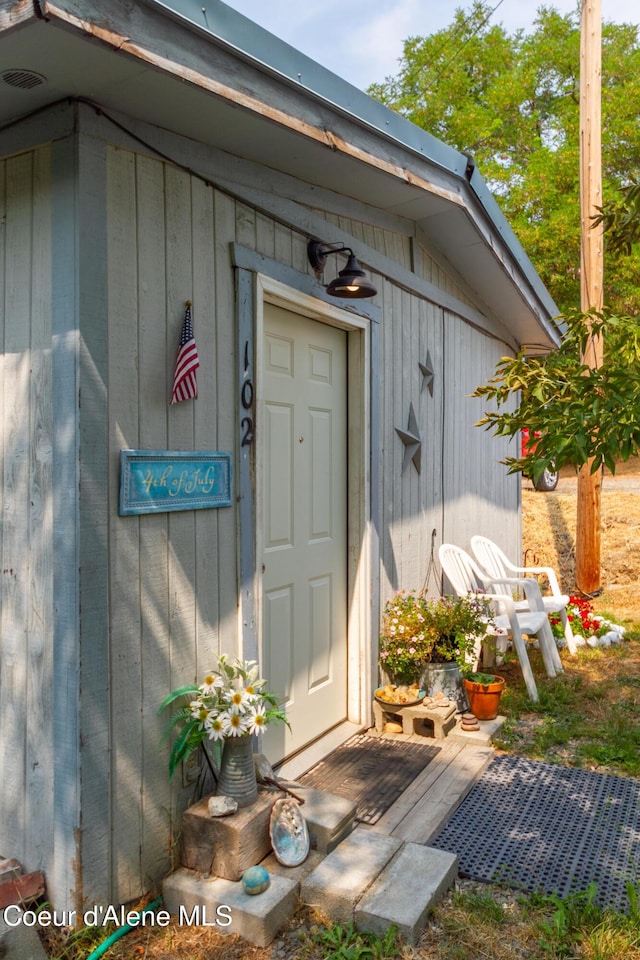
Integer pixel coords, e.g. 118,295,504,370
0,909,48,960
261,849,325,888
291,786,356,853
301,827,402,922
355,843,458,945
446,715,506,745
181,790,274,881
162,867,298,947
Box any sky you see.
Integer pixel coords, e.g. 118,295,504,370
221,0,638,90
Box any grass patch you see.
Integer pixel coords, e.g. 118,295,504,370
493,637,640,776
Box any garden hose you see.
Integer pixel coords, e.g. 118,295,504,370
84,897,163,960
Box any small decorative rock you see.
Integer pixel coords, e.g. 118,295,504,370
242,864,270,895
208,795,238,817
384,721,403,733
461,712,480,732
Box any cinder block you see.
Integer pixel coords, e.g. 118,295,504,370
293,786,356,853
301,828,402,921
355,843,458,945
163,867,298,947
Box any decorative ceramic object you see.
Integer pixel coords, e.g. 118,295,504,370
217,736,258,808
242,865,270,895
269,798,310,867
207,795,238,817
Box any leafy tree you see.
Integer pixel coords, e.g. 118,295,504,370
473,310,640,483
368,2,640,315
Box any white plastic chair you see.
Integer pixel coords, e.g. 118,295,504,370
470,535,576,655
438,543,560,703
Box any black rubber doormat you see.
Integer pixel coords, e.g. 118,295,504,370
298,734,440,825
430,754,640,912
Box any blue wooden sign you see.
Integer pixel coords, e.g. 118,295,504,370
119,450,233,516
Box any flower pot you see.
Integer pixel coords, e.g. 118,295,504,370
463,675,505,721
419,662,469,713
217,735,258,808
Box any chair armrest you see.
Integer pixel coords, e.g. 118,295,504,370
521,566,562,596
479,575,545,610
502,560,563,597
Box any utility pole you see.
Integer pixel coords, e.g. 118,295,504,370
576,0,603,594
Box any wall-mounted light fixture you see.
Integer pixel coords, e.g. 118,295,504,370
307,240,377,299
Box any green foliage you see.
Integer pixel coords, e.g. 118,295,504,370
368,2,640,316
536,884,603,956
306,921,400,959
379,592,491,682
494,640,640,777
472,309,640,479
158,655,289,779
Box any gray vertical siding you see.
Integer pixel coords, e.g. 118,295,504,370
0,145,55,886
0,119,523,911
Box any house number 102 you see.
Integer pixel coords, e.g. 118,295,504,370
241,340,254,447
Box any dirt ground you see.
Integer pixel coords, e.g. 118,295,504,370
522,457,640,624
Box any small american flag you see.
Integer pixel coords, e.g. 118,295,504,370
170,301,199,404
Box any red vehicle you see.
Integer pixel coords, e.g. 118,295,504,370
521,428,559,491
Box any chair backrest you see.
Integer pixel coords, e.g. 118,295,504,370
470,536,511,583
438,543,487,598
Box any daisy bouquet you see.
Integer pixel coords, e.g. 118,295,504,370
159,654,289,779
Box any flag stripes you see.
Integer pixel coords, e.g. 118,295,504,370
171,301,199,404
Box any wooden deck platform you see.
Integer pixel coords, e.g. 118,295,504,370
359,736,495,845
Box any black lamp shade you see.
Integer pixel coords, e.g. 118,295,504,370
325,253,377,299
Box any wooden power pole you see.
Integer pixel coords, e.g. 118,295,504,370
576,0,604,594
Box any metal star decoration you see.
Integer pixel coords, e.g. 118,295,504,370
395,402,422,473
419,350,434,396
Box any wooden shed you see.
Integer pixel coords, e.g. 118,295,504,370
0,0,560,913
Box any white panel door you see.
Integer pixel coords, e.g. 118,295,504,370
261,302,348,761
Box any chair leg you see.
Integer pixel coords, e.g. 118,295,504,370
510,629,539,702
542,619,564,674
561,608,578,655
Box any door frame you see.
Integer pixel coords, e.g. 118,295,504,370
236,257,376,750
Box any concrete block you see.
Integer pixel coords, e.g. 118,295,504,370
261,849,325,889
293,786,356,853
0,909,48,960
301,827,402,921
163,867,298,947
447,715,506,745
355,843,458,945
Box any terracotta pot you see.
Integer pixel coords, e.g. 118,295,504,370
463,675,505,721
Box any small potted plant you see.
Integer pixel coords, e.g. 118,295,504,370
159,654,289,807
378,592,493,711
461,670,506,721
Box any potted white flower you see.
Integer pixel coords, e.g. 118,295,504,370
159,654,289,807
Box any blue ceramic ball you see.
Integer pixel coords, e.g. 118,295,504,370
242,865,270,895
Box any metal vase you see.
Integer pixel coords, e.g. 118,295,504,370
420,661,469,713
217,735,258,808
